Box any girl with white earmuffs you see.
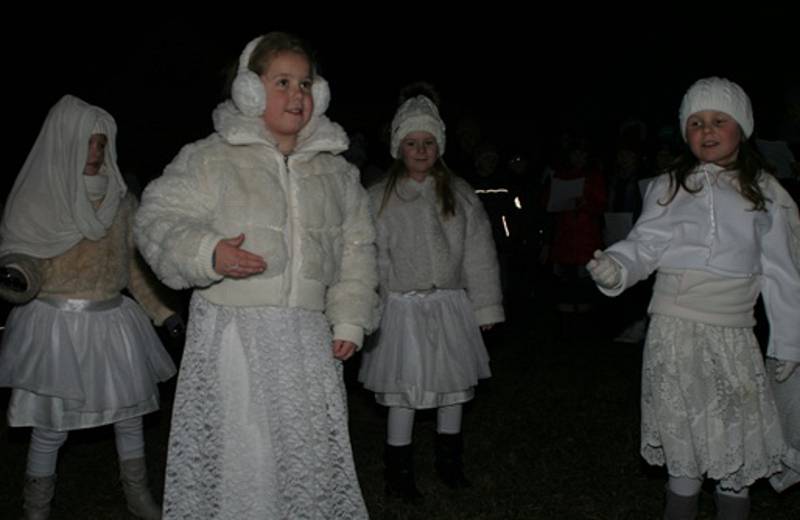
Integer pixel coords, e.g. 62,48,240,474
135,32,378,519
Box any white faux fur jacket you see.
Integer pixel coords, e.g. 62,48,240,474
0,194,173,325
135,101,378,346
370,175,504,326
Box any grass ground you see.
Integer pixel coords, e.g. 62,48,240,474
1,302,797,519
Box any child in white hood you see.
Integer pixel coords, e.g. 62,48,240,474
358,91,504,500
0,95,181,519
135,33,377,519
587,77,800,519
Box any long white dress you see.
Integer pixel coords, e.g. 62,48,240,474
163,294,368,519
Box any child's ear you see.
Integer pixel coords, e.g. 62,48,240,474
312,76,330,118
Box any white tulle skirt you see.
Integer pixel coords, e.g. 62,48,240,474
0,295,176,431
359,289,491,409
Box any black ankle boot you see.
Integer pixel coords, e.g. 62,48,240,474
384,443,423,502
434,432,471,489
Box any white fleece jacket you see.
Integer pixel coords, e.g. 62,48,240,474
135,101,379,347
601,164,800,362
370,175,504,326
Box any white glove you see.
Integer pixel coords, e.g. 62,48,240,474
587,250,621,289
774,359,799,382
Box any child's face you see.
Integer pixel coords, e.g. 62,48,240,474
83,134,107,176
685,110,742,166
260,51,314,152
400,131,438,179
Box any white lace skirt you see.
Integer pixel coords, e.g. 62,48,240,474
358,289,491,409
640,314,785,490
0,295,176,430
766,357,800,492
163,293,368,520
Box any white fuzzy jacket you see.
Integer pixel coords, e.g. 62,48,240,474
370,175,504,326
0,194,173,325
135,101,379,346
601,164,800,362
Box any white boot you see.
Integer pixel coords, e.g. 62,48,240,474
119,458,161,519
22,474,56,520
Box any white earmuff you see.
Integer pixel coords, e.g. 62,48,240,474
231,36,266,117
312,76,330,118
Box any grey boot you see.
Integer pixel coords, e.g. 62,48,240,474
22,474,56,520
714,492,750,520
663,488,699,520
119,458,161,520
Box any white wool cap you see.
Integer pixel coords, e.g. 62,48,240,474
390,95,446,159
679,77,753,141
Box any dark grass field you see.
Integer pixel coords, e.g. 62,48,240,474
1,302,798,519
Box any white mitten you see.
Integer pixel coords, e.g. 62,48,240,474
587,250,621,289
773,359,799,382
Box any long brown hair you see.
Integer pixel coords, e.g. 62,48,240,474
661,137,773,211
378,158,456,218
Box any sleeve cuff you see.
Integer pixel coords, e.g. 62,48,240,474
333,323,364,349
198,233,225,283
474,305,505,326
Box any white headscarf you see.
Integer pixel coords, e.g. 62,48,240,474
0,95,127,258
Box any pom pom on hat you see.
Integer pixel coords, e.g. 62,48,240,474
390,96,446,159
679,77,753,141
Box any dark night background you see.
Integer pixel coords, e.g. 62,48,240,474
4,10,798,195
1,9,800,519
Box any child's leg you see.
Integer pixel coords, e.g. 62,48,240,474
114,417,161,520
434,404,470,488
436,404,463,434
664,476,701,520
23,428,67,519
114,416,146,461
714,482,750,520
668,476,703,496
384,407,421,500
387,406,415,446
27,428,68,477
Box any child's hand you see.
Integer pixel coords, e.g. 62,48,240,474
332,340,356,361
774,359,798,382
586,250,621,289
214,233,267,278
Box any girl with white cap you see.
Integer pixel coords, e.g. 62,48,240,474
587,77,799,519
135,32,377,519
0,95,181,519
358,92,504,500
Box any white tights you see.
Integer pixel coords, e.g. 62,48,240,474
386,404,463,446
26,417,146,477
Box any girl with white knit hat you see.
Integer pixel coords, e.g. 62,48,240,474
358,92,504,500
587,77,799,519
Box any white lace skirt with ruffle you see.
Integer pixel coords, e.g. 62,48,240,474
641,314,785,491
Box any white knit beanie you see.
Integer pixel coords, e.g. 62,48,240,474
679,77,753,141
390,95,446,159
